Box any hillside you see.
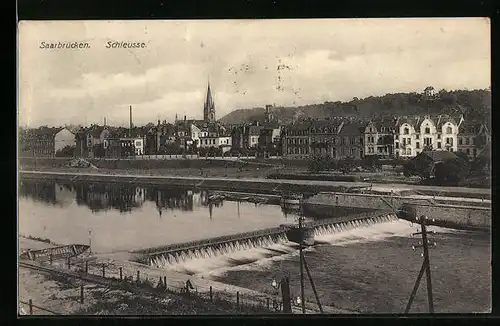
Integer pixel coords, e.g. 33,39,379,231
219,88,491,125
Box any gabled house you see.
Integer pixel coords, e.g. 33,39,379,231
394,114,463,158
363,117,396,157
409,150,459,178
458,120,490,158
20,127,75,157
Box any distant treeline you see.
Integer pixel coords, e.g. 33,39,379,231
219,88,491,125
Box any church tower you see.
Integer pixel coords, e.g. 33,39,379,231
203,81,216,123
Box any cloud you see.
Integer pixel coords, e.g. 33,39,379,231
18,18,490,127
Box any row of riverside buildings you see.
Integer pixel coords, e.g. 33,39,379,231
19,83,491,160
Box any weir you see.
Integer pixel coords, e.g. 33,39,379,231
135,210,395,268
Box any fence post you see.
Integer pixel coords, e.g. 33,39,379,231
137,270,140,286
85,261,88,274
102,265,105,278
28,299,33,315
210,286,213,302
236,291,240,310
164,276,167,290
119,267,123,280
80,285,84,304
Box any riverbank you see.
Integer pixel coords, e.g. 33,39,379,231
19,169,491,199
18,238,351,315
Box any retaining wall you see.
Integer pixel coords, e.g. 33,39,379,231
305,193,491,230
18,157,254,170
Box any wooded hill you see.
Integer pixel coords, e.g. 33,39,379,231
219,88,491,126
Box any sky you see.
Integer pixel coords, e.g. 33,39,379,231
18,18,490,127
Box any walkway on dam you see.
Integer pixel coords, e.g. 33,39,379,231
19,170,490,197
19,240,353,314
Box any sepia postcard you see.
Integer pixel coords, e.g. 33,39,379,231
17,18,491,316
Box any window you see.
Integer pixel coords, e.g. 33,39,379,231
425,127,430,134
466,148,470,155
416,142,420,149
437,134,441,139
465,138,469,145
395,134,399,140
424,138,432,146
407,138,411,145
473,148,477,157
416,134,420,140
369,128,373,133
350,148,354,155
406,148,411,155
446,126,452,134
395,142,399,149
404,128,409,135
350,138,355,145
437,142,441,149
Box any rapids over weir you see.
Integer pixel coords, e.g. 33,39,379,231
135,211,396,268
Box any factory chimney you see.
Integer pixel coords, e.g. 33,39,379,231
129,105,133,137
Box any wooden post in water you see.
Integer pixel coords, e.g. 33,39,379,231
102,265,105,278
28,299,33,315
209,286,213,302
236,291,240,310
80,285,84,304
405,215,436,314
137,271,140,285
298,215,306,314
266,298,270,310
119,267,122,280
164,276,167,290
85,261,88,274
280,277,292,313
67,257,71,269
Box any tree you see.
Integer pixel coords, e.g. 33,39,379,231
308,156,331,173
434,158,469,185
362,155,381,172
403,159,433,180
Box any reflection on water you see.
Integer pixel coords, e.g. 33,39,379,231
18,180,299,253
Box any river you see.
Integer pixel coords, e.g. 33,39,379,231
18,179,491,313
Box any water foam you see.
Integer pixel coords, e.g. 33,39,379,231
314,218,459,247
156,218,461,278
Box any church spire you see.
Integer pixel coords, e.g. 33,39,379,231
203,79,216,122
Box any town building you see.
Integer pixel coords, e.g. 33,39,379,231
363,118,396,157
203,81,217,123
409,150,459,178
336,120,365,159
394,114,463,158
19,127,76,157
75,124,110,158
104,137,144,158
457,120,490,158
